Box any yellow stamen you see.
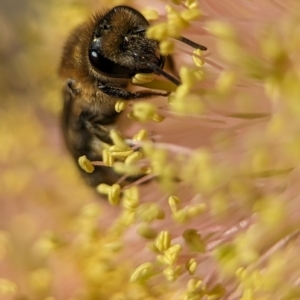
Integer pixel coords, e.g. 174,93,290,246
187,278,203,292
110,129,130,150
102,148,114,166
184,0,199,9
137,203,166,223
96,183,121,205
168,195,181,213
110,150,134,159
130,262,154,282
192,49,204,67
147,23,169,41
163,244,182,265
206,21,237,40
137,223,157,239
78,155,94,173
155,231,171,252
181,8,201,22
141,9,159,21
187,203,207,218
133,129,149,141
115,100,127,113
113,162,142,176
125,151,143,165
122,187,139,212
173,209,189,223
215,70,237,95
130,102,165,123
163,265,182,282
186,258,197,275
159,40,175,56
166,6,190,29
132,73,155,84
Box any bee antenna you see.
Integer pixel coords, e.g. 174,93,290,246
146,62,181,86
177,36,207,51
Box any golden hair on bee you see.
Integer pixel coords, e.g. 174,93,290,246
59,19,94,81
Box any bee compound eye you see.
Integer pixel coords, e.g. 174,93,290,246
88,49,134,78
90,50,98,59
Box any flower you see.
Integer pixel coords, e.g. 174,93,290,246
1,0,300,299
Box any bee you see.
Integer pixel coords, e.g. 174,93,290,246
59,5,207,187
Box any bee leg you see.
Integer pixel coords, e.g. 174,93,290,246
78,110,114,144
87,122,112,144
98,83,169,100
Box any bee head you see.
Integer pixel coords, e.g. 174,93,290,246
59,5,207,86
89,6,165,79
